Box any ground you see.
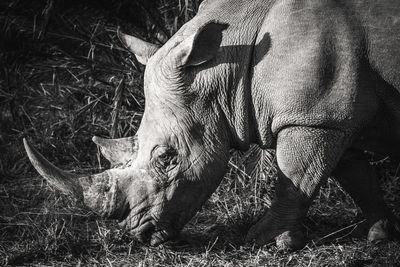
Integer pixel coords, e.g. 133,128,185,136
1,152,400,266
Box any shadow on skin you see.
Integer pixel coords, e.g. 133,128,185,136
208,32,271,67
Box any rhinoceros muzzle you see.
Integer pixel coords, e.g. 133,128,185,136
137,224,178,246
23,137,178,245
118,201,176,245
119,212,171,245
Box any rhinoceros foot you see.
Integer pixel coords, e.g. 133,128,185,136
245,212,306,250
367,218,400,242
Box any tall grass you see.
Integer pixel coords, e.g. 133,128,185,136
0,0,202,178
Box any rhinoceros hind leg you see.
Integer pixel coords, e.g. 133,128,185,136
333,148,400,242
246,127,347,250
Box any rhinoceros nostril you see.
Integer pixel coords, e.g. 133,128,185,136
117,203,131,222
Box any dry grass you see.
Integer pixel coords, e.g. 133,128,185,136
2,166,400,266
1,0,400,266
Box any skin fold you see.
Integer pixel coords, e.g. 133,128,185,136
25,0,400,250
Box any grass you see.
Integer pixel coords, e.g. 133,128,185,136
1,0,400,266
2,163,400,266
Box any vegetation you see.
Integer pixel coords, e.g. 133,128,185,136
1,0,399,265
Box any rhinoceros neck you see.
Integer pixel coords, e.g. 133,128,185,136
189,0,275,150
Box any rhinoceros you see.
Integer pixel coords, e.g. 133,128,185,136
24,0,400,250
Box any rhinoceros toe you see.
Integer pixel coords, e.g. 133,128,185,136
275,230,306,251
367,218,400,242
245,216,306,250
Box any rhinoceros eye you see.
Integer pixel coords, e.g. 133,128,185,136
152,146,178,170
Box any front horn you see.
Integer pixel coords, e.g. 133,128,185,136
23,138,84,200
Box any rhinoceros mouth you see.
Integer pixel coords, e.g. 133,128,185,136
119,208,177,245
136,224,176,246
119,206,154,232
126,216,168,245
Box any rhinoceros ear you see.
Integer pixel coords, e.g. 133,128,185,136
172,21,228,67
92,136,137,167
118,31,160,65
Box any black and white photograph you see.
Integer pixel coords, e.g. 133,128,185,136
1,0,400,265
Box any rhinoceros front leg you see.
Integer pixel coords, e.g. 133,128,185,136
246,126,347,250
333,149,400,241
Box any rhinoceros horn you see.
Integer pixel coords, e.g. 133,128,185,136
23,138,84,200
24,138,135,217
118,30,160,65
92,136,137,167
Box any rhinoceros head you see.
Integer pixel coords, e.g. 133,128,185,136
25,22,231,245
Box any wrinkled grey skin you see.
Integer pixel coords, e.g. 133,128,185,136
25,0,400,249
